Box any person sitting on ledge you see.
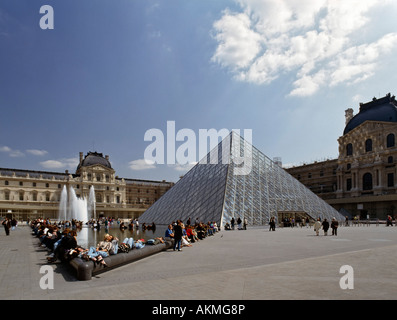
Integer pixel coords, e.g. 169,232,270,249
165,224,174,241
97,234,119,255
47,230,78,263
145,237,165,245
134,239,145,249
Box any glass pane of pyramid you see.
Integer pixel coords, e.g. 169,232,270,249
139,131,343,227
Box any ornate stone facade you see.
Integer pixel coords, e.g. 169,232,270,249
287,94,397,219
0,152,174,221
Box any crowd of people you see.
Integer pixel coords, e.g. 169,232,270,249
29,218,166,268
164,219,220,251
313,217,339,236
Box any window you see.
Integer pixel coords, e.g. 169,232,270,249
32,192,37,201
387,133,395,148
363,173,373,190
4,190,10,200
19,191,24,201
388,173,394,187
46,193,50,201
33,182,36,187
346,143,353,156
388,156,393,164
19,181,23,186
96,193,102,203
5,180,9,186
365,139,372,152
96,174,101,182
346,178,352,191
46,183,49,188
346,163,351,170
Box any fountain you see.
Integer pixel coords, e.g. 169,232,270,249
87,185,96,221
58,185,95,223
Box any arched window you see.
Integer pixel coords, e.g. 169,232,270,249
365,139,372,152
346,143,353,156
363,173,373,190
387,133,395,148
96,193,102,203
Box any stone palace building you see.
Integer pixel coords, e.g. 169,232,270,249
286,93,397,219
0,151,174,221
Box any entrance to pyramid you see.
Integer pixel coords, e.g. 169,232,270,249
277,211,314,227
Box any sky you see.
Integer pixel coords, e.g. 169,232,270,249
1,0,397,183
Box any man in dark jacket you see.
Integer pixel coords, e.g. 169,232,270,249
322,218,330,236
173,220,183,251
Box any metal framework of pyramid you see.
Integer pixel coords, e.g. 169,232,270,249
139,132,343,227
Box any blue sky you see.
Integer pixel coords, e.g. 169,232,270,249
1,0,397,182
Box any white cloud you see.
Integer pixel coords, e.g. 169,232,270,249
169,162,197,173
0,146,24,157
212,0,397,96
26,149,48,156
40,158,78,170
129,159,156,171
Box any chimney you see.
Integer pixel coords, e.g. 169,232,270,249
345,108,354,125
79,152,83,164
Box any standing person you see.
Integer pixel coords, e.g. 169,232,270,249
314,218,322,236
322,218,329,236
2,217,11,235
243,217,248,230
173,220,183,251
11,218,17,230
331,218,339,236
269,217,276,231
231,217,235,230
237,217,242,230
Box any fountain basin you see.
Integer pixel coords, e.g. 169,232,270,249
70,239,173,280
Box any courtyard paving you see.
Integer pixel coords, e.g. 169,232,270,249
1,223,397,301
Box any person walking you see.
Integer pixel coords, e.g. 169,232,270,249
322,218,329,236
173,220,183,251
314,218,322,236
2,217,11,235
331,218,339,236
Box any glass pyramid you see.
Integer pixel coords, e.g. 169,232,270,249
139,132,343,227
